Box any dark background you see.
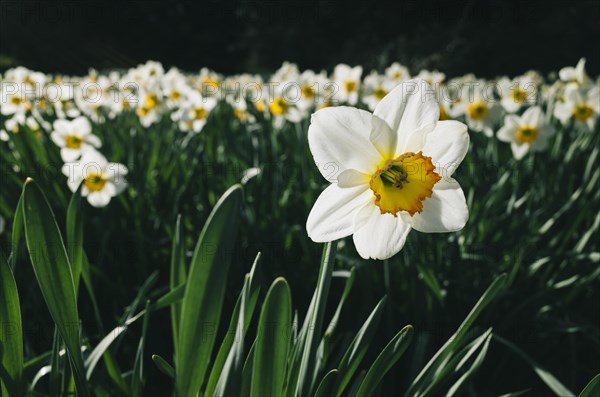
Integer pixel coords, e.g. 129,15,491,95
0,0,599,78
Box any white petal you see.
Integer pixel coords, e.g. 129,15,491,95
511,142,530,160
71,117,91,135
374,78,439,155
86,134,102,148
60,148,82,162
51,132,65,147
306,184,373,242
402,178,468,233
352,205,412,260
105,162,129,181
337,169,370,188
369,115,396,159
421,120,469,178
497,115,521,142
308,107,381,180
522,106,544,126
87,191,112,207
53,119,70,134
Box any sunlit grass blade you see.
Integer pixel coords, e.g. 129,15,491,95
176,184,243,397
152,355,175,380
240,340,256,397
405,273,506,397
354,324,413,397
313,369,338,397
206,253,261,396
9,194,23,269
578,373,600,397
251,277,292,397
21,179,89,397
0,250,24,396
335,296,387,397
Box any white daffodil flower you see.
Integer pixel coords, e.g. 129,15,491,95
332,64,363,105
362,71,398,111
497,106,555,160
50,116,101,161
306,79,469,260
497,75,537,113
62,150,128,208
385,63,411,83
174,91,217,133
553,85,600,132
559,58,589,87
453,81,501,137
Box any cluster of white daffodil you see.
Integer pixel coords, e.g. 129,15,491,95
0,59,597,211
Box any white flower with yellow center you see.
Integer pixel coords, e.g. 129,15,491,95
306,79,469,260
362,71,398,111
497,75,537,113
50,117,101,161
417,70,445,87
62,151,128,208
385,63,411,82
452,81,501,137
332,64,363,105
174,91,217,133
553,85,600,132
497,106,554,160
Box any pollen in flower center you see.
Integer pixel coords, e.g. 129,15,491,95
193,106,207,120
515,126,538,143
84,173,107,192
511,88,528,103
370,151,441,216
374,87,388,100
467,101,489,120
573,103,593,121
344,80,357,93
269,97,288,115
65,134,83,149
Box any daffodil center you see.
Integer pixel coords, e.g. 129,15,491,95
65,134,83,149
439,105,448,121
344,80,357,93
193,107,207,120
301,85,316,99
269,97,288,115
144,94,158,110
515,126,538,144
467,101,489,120
10,96,21,105
374,87,387,100
511,88,528,103
84,173,107,192
573,103,593,121
370,151,441,216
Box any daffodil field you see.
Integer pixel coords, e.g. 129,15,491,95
0,59,599,397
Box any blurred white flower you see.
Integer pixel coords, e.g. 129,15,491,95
362,71,398,111
62,151,128,208
559,58,589,87
553,85,600,132
306,79,469,260
497,106,555,159
332,64,362,105
50,116,101,161
497,75,537,113
385,63,411,82
174,91,217,133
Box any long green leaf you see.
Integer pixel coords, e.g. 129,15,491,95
579,373,600,397
291,242,336,397
313,369,338,397
405,273,506,397
9,194,23,269
205,253,261,396
66,185,84,294
251,277,292,397
152,355,175,380
176,184,243,397
170,214,186,358
21,179,89,397
132,301,151,397
0,251,23,396
335,296,387,397
354,324,413,397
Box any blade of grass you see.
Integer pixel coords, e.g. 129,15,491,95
21,179,89,397
132,301,151,397
0,251,24,396
176,184,243,397
314,369,338,397
66,185,83,293
579,373,600,397
152,355,175,380
354,324,413,397
251,277,292,397
170,214,186,358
